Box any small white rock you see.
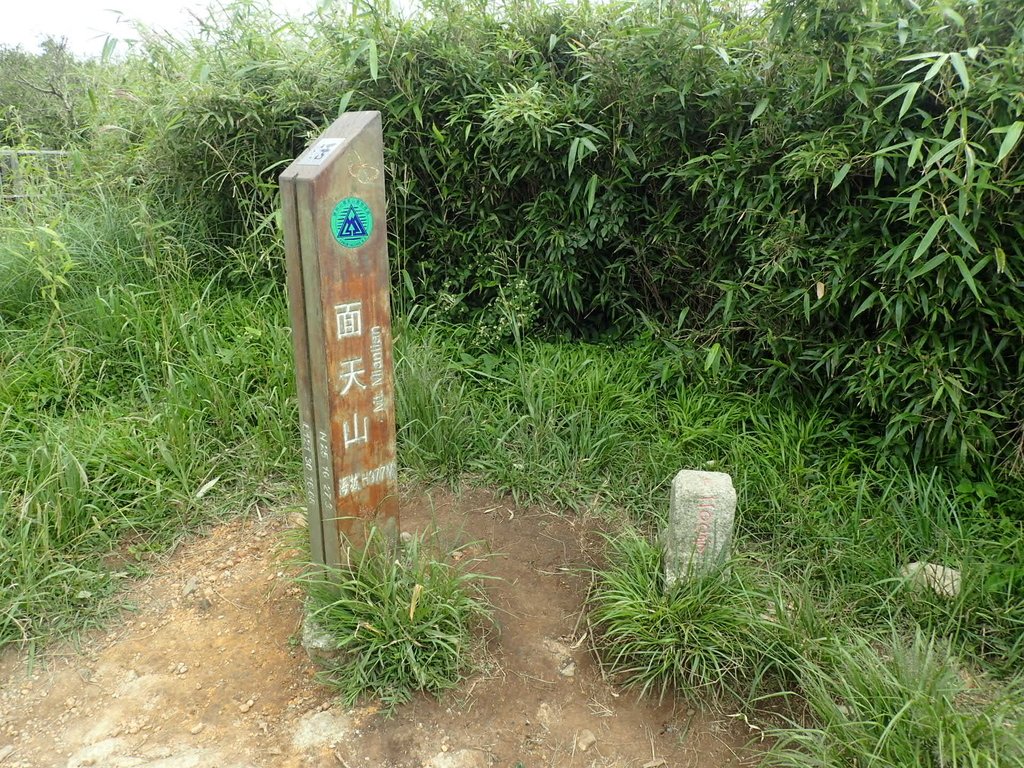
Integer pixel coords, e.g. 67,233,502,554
576,729,597,752
425,749,487,768
902,562,962,598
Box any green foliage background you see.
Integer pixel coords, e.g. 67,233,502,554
0,39,91,146
100,0,1024,474
3,2,1024,747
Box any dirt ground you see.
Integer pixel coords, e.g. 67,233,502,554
0,486,762,768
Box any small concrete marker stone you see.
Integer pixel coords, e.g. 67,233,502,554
663,470,736,590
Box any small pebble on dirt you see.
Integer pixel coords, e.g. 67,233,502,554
190,723,205,735
239,699,254,713
576,729,597,752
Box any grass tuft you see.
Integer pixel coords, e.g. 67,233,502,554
764,631,1024,768
588,528,798,705
300,526,494,710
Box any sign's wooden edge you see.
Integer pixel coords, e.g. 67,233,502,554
285,111,379,182
280,173,326,566
296,175,342,568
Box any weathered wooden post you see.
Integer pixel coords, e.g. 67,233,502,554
280,112,399,567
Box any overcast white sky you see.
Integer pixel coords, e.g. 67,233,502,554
2,0,320,57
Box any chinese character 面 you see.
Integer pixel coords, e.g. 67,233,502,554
338,358,367,396
343,413,370,448
334,302,362,340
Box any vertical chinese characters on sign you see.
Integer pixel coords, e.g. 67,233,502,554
335,299,370,490
332,299,381,486
338,358,366,395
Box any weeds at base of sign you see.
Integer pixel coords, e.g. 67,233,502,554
297,525,495,711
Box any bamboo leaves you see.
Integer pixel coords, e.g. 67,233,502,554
830,163,852,193
567,134,597,177
132,0,1024,470
994,122,1024,164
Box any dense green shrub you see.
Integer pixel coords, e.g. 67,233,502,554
0,39,92,147
97,0,1024,471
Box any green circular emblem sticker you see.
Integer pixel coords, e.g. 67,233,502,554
330,197,373,248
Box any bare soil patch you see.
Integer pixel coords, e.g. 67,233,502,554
0,487,758,767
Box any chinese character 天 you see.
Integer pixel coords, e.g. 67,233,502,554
338,358,367,395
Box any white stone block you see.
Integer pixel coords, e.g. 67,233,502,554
663,470,736,589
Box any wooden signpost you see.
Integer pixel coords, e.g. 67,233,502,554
280,112,399,567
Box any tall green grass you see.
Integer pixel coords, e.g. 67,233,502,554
0,281,297,643
587,530,799,705
0,167,300,644
585,522,1024,765
766,632,1024,768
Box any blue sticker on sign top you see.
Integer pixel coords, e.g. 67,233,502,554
331,197,373,248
